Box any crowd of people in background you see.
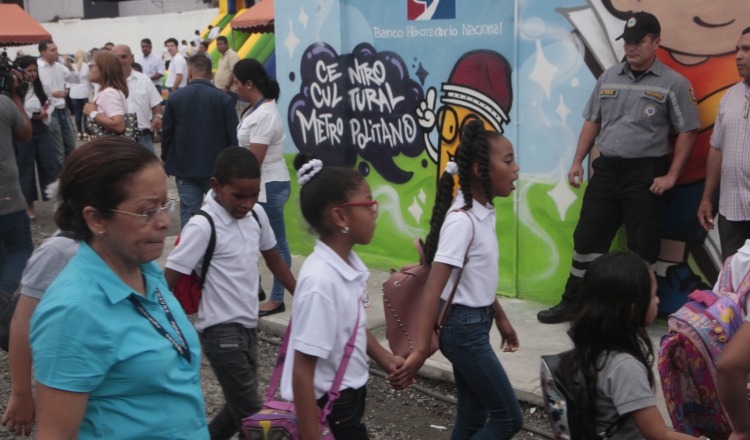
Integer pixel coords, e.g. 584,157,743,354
2,11,750,440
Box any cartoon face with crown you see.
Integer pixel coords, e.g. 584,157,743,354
416,50,513,178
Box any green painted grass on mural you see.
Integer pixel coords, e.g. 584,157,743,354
283,153,519,297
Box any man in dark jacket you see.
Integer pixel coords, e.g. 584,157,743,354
162,54,239,228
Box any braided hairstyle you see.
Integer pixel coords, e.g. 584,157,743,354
294,153,364,236
423,120,500,264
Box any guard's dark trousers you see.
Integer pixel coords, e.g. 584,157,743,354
560,154,670,305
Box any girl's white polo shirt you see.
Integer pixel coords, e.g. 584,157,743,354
280,240,369,400
433,191,499,308
165,190,276,332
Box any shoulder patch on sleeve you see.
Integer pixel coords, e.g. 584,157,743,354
688,86,697,105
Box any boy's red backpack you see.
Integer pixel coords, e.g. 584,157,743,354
173,209,261,314
172,210,216,314
658,255,750,439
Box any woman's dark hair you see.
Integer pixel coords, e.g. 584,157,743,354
568,250,655,391
294,153,364,236
15,56,47,105
423,120,502,263
214,147,260,185
54,137,160,241
234,58,280,106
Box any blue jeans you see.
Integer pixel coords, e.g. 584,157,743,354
200,324,262,440
0,210,34,294
176,177,212,229
137,131,155,154
14,121,60,204
72,98,88,134
439,303,523,439
257,180,291,302
48,109,77,165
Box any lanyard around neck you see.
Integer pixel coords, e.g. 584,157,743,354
128,288,191,363
239,97,266,127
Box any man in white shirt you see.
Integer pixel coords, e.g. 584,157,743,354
214,36,240,108
192,30,204,48
136,38,165,92
208,25,221,41
113,45,163,153
180,40,189,58
164,38,188,93
162,40,173,71
36,39,79,165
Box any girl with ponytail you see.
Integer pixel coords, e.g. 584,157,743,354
233,58,291,316
280,154,408,439
390,120,523,439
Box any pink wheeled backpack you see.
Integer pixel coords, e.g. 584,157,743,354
658,256,750,439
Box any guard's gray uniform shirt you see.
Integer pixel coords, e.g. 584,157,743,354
582,58,700,158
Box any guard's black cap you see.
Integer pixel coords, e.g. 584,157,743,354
616,12,661,41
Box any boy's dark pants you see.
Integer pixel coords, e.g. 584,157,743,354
200,323,263,440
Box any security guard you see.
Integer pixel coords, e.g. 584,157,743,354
538,12,700,324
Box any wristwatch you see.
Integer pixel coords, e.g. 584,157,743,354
154,114,163,118
89,111,98,120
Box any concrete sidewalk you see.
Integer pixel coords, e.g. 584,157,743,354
156,236,671,423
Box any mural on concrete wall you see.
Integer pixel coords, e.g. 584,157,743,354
276,0,746,303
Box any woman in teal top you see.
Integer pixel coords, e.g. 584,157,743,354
29,137,209,440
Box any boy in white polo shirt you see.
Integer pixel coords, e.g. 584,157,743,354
164,147,296,439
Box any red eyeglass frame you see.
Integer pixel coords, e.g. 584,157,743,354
337,200,379,211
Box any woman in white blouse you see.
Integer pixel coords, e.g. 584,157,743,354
69,50,91,140
13,56,59,220
233,59,291,316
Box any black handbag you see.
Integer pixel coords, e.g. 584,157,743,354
85,91,140,142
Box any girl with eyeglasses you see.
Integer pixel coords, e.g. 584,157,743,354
281,153,405,440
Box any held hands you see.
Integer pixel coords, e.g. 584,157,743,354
568,162,584,188
697,199,715,231
496,316,519,352
387,351,425,390
381,354,414,391
83,103,97,117
650,174,677,196
1,393,36,436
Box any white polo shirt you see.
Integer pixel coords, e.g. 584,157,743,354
165,53,188,89
433,191,499,308
126,70,163,131
165,190,276,332
280,240,369,400
237,100,290,203
136,52,165,87
36,58,80,109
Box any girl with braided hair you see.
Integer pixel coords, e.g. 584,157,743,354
390,120,522,439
